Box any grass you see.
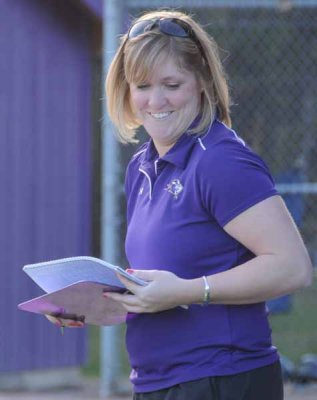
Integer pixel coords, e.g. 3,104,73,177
269,274,317,363
82,324,130,377
82,274,317,377
82,325,100,376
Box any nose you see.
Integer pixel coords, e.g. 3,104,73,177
147,87,167,110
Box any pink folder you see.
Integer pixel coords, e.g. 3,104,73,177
18,256,147,326
18,281,128,326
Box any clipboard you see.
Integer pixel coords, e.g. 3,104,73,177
18,256,147,326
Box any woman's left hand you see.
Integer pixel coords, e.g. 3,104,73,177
104,270,189,313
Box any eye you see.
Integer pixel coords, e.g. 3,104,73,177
136,83,150,90
165,83,180,90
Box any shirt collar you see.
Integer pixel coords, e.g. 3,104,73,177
139,132,197,170
161,133,197,169
140,116,204,170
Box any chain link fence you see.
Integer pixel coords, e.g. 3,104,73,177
201,6,317,265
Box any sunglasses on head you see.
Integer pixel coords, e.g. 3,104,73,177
126,17,207,62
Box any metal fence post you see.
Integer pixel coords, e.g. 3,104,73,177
100,0,123,397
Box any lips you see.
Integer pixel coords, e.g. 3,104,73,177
148,111,174,120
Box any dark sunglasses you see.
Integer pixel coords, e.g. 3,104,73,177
126,18,207,62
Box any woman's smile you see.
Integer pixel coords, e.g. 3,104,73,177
148,111,174,120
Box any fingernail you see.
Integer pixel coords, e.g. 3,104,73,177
68,322,84,327
127,269,134,274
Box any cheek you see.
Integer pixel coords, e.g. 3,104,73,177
176,93,200,111
130,91,146,111
175,84,200,109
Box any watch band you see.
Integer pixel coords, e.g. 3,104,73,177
202,276,211,305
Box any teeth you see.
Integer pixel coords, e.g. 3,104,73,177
150,112,173,120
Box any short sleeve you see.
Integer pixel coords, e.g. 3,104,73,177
198,141,278,227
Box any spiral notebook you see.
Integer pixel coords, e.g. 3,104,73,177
18,256,147,326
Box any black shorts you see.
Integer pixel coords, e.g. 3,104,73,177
133,360,283,400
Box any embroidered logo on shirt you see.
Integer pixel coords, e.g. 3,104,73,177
165,179,183,199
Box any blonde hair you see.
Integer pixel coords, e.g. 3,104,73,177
106,9,231,143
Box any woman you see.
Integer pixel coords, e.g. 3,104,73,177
53,9,312,400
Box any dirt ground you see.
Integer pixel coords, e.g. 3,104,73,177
0,380,316,400
284,383,317,399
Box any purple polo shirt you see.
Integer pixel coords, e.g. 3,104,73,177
125,119,279,393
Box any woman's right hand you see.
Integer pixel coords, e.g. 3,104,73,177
45,313,85,328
